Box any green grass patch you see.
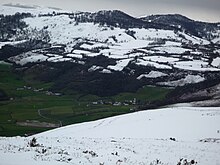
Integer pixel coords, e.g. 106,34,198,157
113,86,170,103
0,63,172,137
0,124,50,137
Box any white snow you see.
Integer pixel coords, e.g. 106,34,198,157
0,40,26,49
0,107,220,165
137,71,167,79
72,49,91,55
0,61,12,65
211,30,220,43
143,56,179,63
158,74,205,87
80,43,108,50
86,53,100,57
0,5,215,72
136,59,172,69
174,60,220,71
22,13,211,60
107,59,131,71
100,69,112,73
178,32,210,45
24,16,133,46
165,41,182,47
9,52,48,65
212,57,220,68
47,55,63,62
132,28,178,41
152,46,190,54
88,65,103,72
37,107,220,140
51,58,72,62
66,53,83,59
214,49,220,54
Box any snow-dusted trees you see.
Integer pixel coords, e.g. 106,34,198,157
0,13,32,41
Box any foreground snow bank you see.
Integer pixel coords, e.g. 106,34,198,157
0,107,220,165
37,107,220,140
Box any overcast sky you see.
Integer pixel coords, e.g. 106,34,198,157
0,0,219,22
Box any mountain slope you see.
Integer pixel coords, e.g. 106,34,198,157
0,106,220,164
141,14,220,42
0,5,220,97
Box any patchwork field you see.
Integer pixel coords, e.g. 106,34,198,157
0,63,171,136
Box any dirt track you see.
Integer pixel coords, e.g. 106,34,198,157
17,121,60,128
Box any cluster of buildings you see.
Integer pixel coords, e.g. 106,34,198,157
92,98,137,106
16,86,62,96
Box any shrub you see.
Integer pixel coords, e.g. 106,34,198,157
29,137,39,147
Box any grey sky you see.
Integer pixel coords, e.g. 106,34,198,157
0,0,219,22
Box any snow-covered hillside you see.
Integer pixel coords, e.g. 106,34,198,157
0,106,220,165
13,11,219,73
0,5,219,68
0,5,220,94
0,4,64,16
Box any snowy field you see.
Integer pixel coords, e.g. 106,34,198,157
0,106,220,165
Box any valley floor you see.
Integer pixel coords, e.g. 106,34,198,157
0,106,220,165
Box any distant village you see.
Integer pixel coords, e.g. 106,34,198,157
16,86,137,109
91,98,137,106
